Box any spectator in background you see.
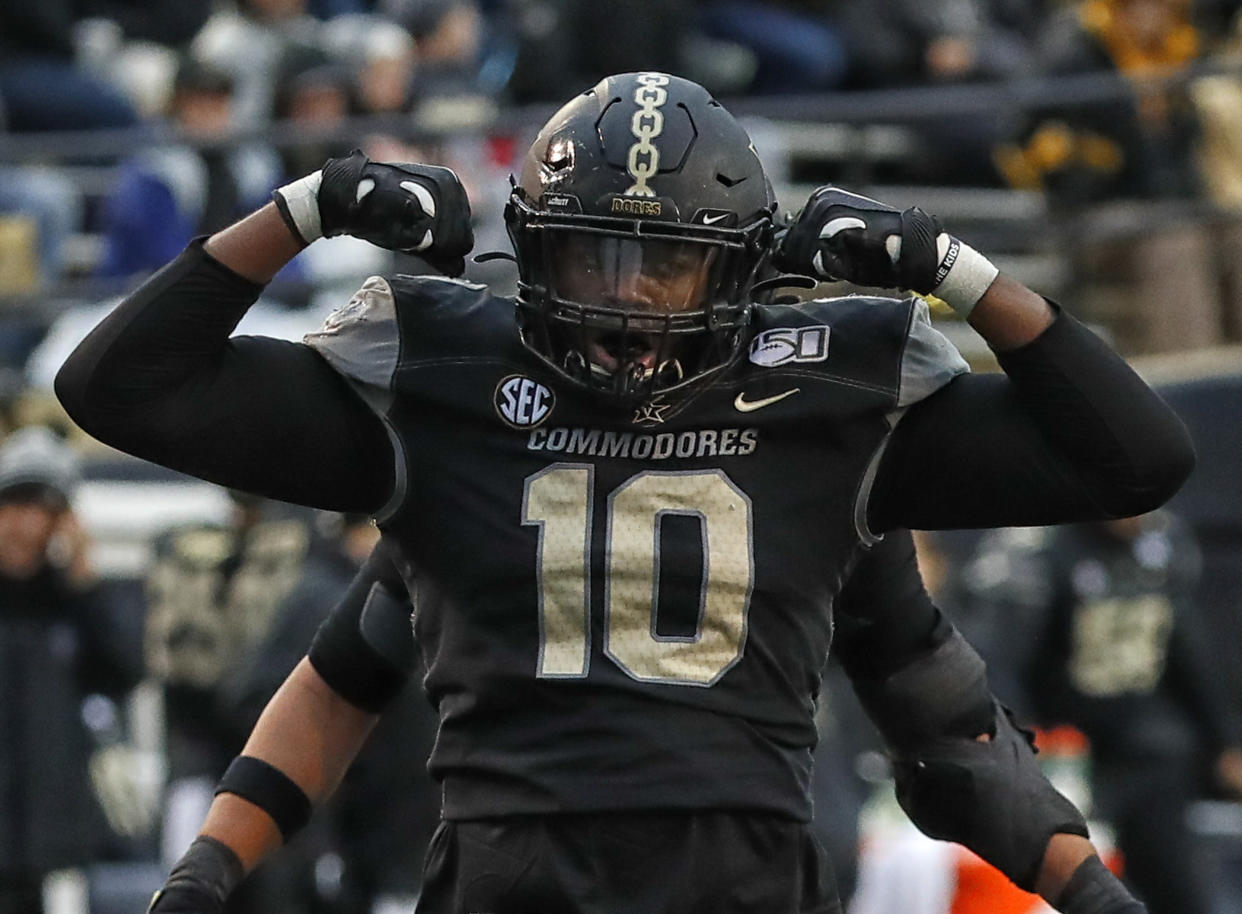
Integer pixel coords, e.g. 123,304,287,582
836,0,1042,89
831,0,1043,185
78,0,214,49
994,0,1232,353
695,0,850,95
320,14,419,118
69,2,217,121
956,511,1242,914
95,56,283,280
0,168,83,300
0,427,140,914
0,4,140,131
143,490,313,911
996,0,1205,204
192,0,327,128
499,0,695,103
271,48,359,182
381,0,484,94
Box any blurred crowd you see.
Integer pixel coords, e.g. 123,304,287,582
7,1,1242,338
4,0,1242,363
3,2,1242,914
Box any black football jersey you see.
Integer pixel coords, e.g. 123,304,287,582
305,274,967,822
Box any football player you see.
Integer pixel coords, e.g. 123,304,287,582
143,531,1140,914
56,72,1190,913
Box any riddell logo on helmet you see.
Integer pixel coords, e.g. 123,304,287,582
625,73,670,197
611,198,662,216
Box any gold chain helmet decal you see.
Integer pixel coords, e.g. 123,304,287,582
625,73,670,197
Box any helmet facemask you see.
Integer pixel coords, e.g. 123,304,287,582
506,72,775,404
510,203,769,400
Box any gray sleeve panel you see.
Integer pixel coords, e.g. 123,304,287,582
303,276,406,520
896,298,970,409
303,275,401,391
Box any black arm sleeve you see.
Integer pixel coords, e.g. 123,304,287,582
869,308,1195,531
54,241,393,512
308,540,416,713
834,530,996,744
832,530,953,681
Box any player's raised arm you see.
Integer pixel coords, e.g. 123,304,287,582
149,543,417,913
773,186,1195,531
834,531,1147,913
53,151,473,512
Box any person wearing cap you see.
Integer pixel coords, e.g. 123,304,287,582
0,426,88,585
0,427,140,914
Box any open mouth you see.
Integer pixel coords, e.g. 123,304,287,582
587,330,662,373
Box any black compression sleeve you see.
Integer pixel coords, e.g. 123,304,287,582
832,531,953,681
308,541,416,712
870,308,1195,531
994,309,1194,512
1056,857,1147,914
55,241,393,511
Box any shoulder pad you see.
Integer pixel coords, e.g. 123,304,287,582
304,273,502,383
385,273,522,372
750,294,967,406
304,275,401,390
895,295,969,408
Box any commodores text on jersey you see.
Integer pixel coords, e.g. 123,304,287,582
526,426,760,460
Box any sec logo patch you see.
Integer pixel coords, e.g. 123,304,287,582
495,375,555,429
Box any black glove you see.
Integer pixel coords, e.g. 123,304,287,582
147,836,244,914
273,149,474,276
772,186,943,293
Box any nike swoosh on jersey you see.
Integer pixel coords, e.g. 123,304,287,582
733,388,800,412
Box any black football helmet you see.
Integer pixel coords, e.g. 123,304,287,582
505,72,776,402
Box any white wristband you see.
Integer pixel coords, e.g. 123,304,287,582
930,234,998,318
273,170,324,244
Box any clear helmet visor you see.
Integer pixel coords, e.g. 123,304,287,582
548,232,720,318
540,232,726,389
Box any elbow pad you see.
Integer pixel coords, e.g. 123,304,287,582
308,547,416,712
849,627,1088,890
891,701,1089,891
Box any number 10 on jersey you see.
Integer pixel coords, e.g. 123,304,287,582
522,465,754,687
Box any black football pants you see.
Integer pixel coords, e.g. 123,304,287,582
417,811,842,914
